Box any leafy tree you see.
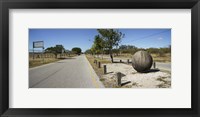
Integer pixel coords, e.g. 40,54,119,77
91,35,105,58
72,47,82,54
65,49,73,56
119,45,138,54
85,49,92,54
45,45,65,58
97,29,124,63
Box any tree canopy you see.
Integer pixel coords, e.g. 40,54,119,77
72,47,82,54
97,29,125,62
97,29,124,49
45,45,65,58
92,35,105,54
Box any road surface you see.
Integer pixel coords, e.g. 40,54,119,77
154,62,171,72
29,54,104,88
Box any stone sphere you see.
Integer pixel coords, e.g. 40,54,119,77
132,50,153,72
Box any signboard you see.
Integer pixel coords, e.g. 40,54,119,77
33,41,44,48
56,45,63,53
56,45,62,48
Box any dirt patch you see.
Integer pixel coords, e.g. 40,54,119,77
102,63,171,88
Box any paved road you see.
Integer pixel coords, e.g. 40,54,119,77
154,62,171,72
29,54,104,88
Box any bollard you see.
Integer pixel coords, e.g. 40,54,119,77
95,60,97,65
117,72,122,87
104,65,107,74
153,61,156,69
98,62,101,68
120,60,122,63
127,59,129,64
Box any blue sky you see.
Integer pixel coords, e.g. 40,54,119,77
29,29,171,52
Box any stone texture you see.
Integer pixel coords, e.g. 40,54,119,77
132,51,153,72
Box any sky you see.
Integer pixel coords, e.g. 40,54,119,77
29,29,171,52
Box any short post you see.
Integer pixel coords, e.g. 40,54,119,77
42,47,44,64
95,60,97,65
120,60,122,63
33,48,34,60
127,59,129,64
117,72,122,87
98,62,101,68
104,65,107,74
153,61,156,69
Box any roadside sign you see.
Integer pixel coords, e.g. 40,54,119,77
56,45,62,48
32,41,44,62
56,45,63,53
33,41,44,48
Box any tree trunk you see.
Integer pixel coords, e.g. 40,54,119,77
101,49,104,59
109,49,113,63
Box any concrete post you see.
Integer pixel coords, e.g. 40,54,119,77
117,72,122,87
153,61,156,69
96,60,98,65
98,62,101,68
104,65,107,74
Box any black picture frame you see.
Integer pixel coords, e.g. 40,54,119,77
0,0,199,117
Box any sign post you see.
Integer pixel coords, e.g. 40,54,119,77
33,41,44,63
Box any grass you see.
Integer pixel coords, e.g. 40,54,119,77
151,53,171,62
112,53,171,63
85,55,105,77
29,56,76,68
29,58,61,68
29,53,78,68
86,55,118,88
86,55,134,88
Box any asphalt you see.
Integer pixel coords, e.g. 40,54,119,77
154,62,171,72
29,54,104,88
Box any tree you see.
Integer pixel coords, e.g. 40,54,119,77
85,49,92,54
119,45,138,54
72,47,82,55
97,29,124,62
65,49,73,56
92,35,105,58
45,45,65,58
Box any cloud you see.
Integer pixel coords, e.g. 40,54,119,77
158,37,163,40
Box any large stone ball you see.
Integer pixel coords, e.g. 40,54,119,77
132,50,153,72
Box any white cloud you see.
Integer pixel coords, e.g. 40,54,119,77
158,37,163,40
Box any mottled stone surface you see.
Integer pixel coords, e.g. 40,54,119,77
132,51,153,72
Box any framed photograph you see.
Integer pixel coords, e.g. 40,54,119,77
0,0,199,117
